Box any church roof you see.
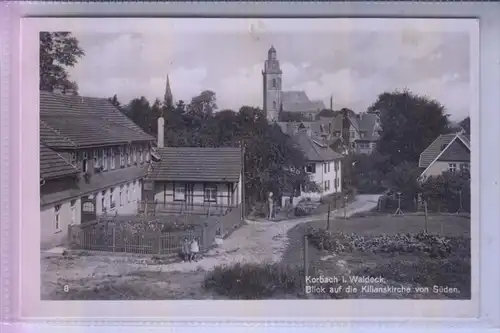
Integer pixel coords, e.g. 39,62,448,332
281,91,326,113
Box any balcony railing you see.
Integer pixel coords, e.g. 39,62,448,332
137,200,237,217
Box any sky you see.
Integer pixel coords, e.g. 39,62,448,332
67,18,475,121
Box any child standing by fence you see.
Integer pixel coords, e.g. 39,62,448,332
181,238,190,262
189,238,200,262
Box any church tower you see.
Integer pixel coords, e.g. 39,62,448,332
262,46,282,123
163,74,173,109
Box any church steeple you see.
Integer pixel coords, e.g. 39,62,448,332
163,74,173,109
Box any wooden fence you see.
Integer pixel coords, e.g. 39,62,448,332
68,222,206,255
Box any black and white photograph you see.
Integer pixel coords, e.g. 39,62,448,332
39,18,474,301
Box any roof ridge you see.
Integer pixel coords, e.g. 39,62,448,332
41,120,78,148
418,132,452,168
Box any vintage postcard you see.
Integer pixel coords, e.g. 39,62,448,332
17,16,482,320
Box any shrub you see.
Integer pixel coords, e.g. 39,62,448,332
203,263,306,299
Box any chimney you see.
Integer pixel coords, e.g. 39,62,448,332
157,117,165,148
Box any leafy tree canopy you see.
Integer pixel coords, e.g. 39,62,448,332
369,89,451,166
40,32,85,92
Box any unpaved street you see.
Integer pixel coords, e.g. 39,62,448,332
41,195,381,299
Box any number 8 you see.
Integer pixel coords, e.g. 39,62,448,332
63,285,69,292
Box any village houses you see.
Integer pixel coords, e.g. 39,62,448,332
418,131,470,180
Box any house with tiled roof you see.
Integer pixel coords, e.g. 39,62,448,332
39,89,155,249
140,117,244,236
418,132,470,180
289,130,344,202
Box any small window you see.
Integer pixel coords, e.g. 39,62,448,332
110,148,116,169
272,78,276,88
133,147,137,163
204,184,217,203
334,161,339,172
101,190,106,213
460,163,469,171
110,188,116,209
102,149,108,170
54,204,61,230
119,147,125,167
448,163,457,172
323,163,327,173
327,162,331,173
305,164,316,174
324,181,330,191
93,150,100,168
145,148,150,162
334,178,339,189
174,183,186,201
119,186,124,206
126,185,130,203
139,147,144,163
81,151,88,173
126,146,131,165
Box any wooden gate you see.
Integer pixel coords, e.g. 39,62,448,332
81,195,97,223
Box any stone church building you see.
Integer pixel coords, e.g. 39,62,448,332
262,46,326,122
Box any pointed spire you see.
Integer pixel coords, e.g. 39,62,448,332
163,74,173,109
330,95,333,110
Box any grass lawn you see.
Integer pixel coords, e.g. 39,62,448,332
282,213,471,299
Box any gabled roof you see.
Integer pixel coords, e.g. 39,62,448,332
146,147,242,182
418,132,471,177
292,131,342,162
40,91,154,149
40,144,79,180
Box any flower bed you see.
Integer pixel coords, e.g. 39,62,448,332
306,227,470,258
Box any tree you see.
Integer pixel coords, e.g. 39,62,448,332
385,161,422,196
458,116,470,135
421,170,471,212
108,95,121,108
190,90,218,116
369,89,451,166
40,32,85,92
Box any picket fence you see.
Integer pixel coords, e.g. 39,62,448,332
68,222,205,255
